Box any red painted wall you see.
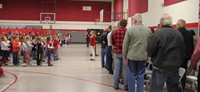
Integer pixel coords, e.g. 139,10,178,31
128,0,148,17
0,0,111,22
164,0,183,6
56,1,111,22
114,0,123,21
0,0,40,20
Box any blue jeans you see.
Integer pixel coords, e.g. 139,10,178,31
47,50,53,63
106,46,113,73
53,50,58,60
128,60,146,92
113,53,128,89
32,51,37,59
149,67,179,92
13,52,19,65
101,48,106,67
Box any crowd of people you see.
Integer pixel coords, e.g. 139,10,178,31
0,33,71,77
88,13,199,92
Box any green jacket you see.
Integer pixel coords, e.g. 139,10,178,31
123,24,151,60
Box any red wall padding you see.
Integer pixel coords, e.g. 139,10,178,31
128,0,148,17
114,0,123,21
0,0,111,22
164,0,183,6
0,29,48,35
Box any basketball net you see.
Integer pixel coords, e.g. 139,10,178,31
94,18,100,25
46,20,49,24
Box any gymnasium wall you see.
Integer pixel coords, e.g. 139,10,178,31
0,0,113,43
126,0,198,28
0,0,111,22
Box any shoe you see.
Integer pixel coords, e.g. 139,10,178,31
124,88,128,91
90,59,95,61
3,64,8,66
48,63,53,66
114,87,119,90
109,71,113,75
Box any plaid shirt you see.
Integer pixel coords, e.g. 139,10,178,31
111,27,127,54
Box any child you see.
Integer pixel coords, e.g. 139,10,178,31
12,36,20,66
1,36,10,66
90,31,96,61
53,36,60,61
0,63,5,77
36,37,43,66
25,36,33,66
21,37,27,64
47,37,53,66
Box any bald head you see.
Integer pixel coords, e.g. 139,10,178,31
176,19,186,28
160,14,172,26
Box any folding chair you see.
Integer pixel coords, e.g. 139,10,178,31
179,68,186,92
186,60,198,92
145,57,153,89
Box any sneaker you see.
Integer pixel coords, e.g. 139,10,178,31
114,87,119,90
48,64,53,66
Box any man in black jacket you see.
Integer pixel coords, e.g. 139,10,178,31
100,28,109,68
147,14,185,92
176,19,194,91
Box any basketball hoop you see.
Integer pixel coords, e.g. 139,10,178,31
45,17,51,24
94,18,100,25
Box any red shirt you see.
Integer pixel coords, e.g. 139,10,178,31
12,39,20,52
90,36,96,46
111,27,127,54
53,40,59,50
47,41,53,51
0,67,4,76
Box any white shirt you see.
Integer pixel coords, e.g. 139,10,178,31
107,32,112,46
22,42,27,51
1,40,10,50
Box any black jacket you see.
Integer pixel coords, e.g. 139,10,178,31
178,27,194,59
100,32,108,48
147,25,185,69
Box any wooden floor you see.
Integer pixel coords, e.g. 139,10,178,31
0,44,195,92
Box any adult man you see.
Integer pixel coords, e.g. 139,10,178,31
85,32,90,47
123,13,151,92
147,14,185,92
100,28,109,68
176,19,194,91
106,26,113,74
111,19,128,90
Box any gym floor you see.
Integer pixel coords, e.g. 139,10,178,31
0,44,194,92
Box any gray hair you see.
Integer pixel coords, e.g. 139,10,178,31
132,13,142,22
177,19,186,27
160,14,172,25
